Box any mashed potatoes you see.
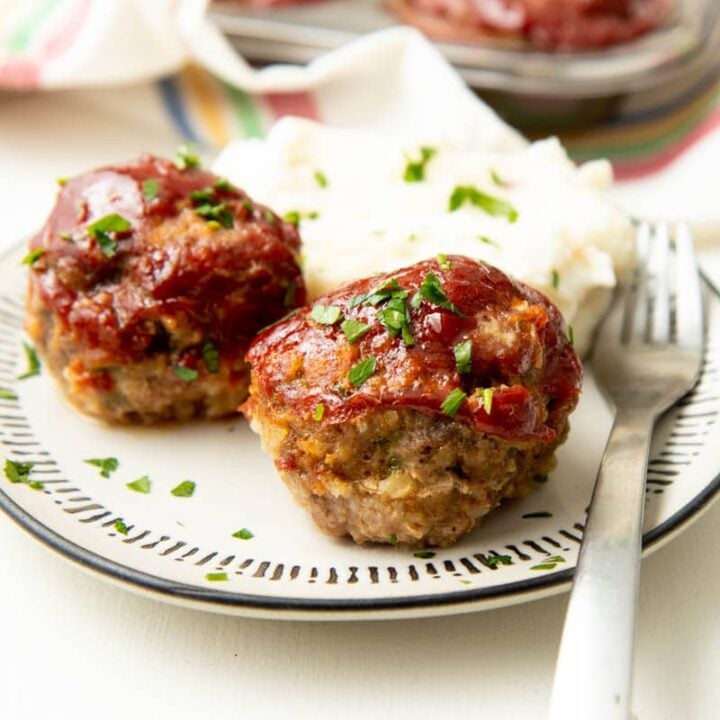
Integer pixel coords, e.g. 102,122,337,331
214,118,634,355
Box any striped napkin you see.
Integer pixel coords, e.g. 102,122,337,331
1,0,718,249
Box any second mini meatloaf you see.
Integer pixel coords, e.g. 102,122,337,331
25,153,305,423
244,255,582,547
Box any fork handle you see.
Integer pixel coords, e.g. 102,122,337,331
549,408,656,720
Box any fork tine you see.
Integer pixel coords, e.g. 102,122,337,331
649,223,671,344
624,222,652,344
674,223,703,348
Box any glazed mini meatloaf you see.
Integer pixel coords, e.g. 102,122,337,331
25,153,305,423
244,255,582,547
388,0,671,50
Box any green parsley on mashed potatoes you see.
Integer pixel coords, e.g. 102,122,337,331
214,118,634,356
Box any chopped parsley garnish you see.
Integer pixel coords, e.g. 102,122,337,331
242,199,254,214
205,572,228,582
411,272,462,315
193,197,234,229
477,235,499,247
171,480,196,498
4,459,32,483
88,213,132,237
189,188,215,204
59,231,74,242
437,253,451,270
174,144,201,171
341,319,371,344
114,519,129,535
480,553,513,569
310,304,343,326
21,248,45,266
214,177,233,192
96,233,117,257
413,550,436,559
376,294,414,346
232,528,254,540
448,185,518,223
522,511,553,519
441,388,466,416
551,269,560,290
314,170,328,188
17,342,41,380
403,146,436,183
0,388,17,400
530,555,565,571
3,459,43,490
283,210,319,226
568,324,574,346
490,168,506,187
482,388,493,415
87,213,132,258
348,356,377,388
202,341,220,374
173,366,199,382
453,341,472,374
388,533,398,545
84,457,119,479
142,179,159,201
313,403,325,422
126,475,151,494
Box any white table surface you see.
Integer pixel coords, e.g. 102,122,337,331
2,86,720,720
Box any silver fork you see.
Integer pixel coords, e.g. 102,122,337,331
549,222,704,720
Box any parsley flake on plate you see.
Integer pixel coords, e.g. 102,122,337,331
314,170,328,188
437,253,451,270
478,553,513,569
205,572,228,582
17,342,41,380
126,475,151,494
441,388,467,417
348,356,377,388
114,519,129,535
413,550,436,559
3,459,43,490
403,147,436,183
84,457,119,479
568,324,575,346
530,555,566,571
171,480,196,498
232,528,254,540
0,388,17,401
551,269,560,290
448,185,518,223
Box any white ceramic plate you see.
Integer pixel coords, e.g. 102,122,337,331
1,242,718,621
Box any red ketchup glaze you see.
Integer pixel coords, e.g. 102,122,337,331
28,155,305,364
393,0,670,50
246,256,582,442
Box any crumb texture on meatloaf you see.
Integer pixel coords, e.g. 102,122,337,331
245,255,582,546
25,154,305,423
